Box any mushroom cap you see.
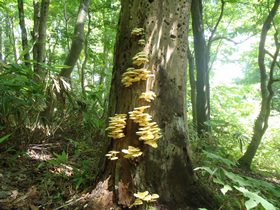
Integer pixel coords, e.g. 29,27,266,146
144,140,158,148
134,191,149,199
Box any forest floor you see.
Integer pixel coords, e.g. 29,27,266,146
0,133,280,210
0,131,106,210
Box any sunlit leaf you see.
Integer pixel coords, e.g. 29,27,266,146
234,186,276,210
221,185,232,195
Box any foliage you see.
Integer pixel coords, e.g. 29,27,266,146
0,64,45,129
195,151,280,210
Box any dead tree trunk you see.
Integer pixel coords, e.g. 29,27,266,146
90,1,218,210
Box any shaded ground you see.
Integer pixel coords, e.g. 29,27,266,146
0,135,105,210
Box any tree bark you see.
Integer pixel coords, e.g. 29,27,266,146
90,1,218,209
17,0,31,66
238,0,280,170
59,0,90,78
33,0,50,77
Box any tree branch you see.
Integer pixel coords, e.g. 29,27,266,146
211,33,257,45
265,48,280,70
258,0,280,98
269,31,280,83
207,0,225,46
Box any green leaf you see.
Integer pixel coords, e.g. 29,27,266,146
221,185,232,195
234,187,276,210
0,134,11,144
222,169,250,187
245,199,258,210
203,151,236,167
213,177,224,185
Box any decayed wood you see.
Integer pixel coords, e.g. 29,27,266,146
96,0,218,209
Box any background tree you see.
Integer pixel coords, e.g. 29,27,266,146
33,0,50,77
190,0,225,135
238,0,280,170
17,0,30,66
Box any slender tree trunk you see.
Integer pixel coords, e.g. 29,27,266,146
32,0,40,70
90,1,218,209
9,18,18,63
18,0,31,66
33,0,50,77
80,12,91,96
238,0,280,170
191,0,209,135
190,0,225,135
63,0,70,51
0,24,2,61
4,18,10,62
41,0,90,122
205,0,225,121
59,0,90,78
187,45,197,126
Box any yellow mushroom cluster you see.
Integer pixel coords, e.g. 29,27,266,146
131,28,144,36
138,39,145,46
121,68,151,87
105,114,127,139
129,191,159,208
129,106,162,148
121,146,143,159
139,91,156,102
129,106,152,126
136,122,161,148
105,151,120,160
132,51,149,66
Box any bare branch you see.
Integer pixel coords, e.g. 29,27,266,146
211,33,257,45
207,0,225,45
265,48,280,70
